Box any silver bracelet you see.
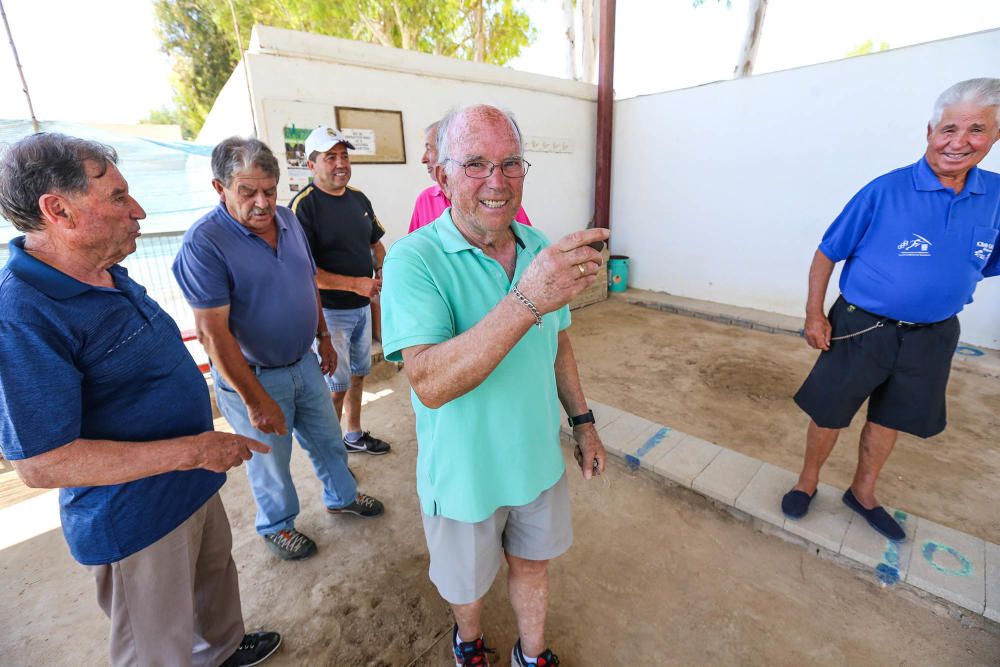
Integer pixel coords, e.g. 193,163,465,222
511,284,543,328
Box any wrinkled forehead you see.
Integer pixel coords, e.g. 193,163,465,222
80,160,126,194
450,113,521,157
934,102,1000,129
230,168,278,191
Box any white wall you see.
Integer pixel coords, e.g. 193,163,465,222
611,29,1000,348
200,25,598,247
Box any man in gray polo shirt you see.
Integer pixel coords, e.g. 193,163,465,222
173,137,385,561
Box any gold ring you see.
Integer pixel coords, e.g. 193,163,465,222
578,263,586,275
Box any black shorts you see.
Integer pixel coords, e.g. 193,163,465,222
794,296,960,438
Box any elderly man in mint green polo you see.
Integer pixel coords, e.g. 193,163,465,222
381,104,609,667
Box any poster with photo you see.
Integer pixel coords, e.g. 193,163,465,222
282,125,313,192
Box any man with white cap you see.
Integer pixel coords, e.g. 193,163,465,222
290,127,391,456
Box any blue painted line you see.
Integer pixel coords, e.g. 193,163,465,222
874,563,900,586
955,345,984,357
874,509,908,586
625,427,672,470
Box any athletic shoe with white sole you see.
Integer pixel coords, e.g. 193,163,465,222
511,639,560,666
343,431,391,455
220,631,282,667
326,492,384,518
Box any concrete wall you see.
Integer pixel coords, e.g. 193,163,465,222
199,25,598,247
611,29,1000,348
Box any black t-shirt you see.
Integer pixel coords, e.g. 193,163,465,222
290,184,386,309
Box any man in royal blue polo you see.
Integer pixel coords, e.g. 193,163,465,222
781,78,1000,541
0,133,280,666
173,137,385,562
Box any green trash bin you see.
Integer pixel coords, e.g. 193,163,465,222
608,255,629,292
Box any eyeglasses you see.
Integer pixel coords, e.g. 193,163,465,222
444,158,531,179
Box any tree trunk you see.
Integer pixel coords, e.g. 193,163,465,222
734,0,767,78
472,0,486,62
391,1,410,50
562,0,576,80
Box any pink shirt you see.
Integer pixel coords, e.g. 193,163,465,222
408,185,532,233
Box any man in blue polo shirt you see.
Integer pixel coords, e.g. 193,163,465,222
381,105,609,667
173,137,385,563
782,78,1000,542
0,133,280,666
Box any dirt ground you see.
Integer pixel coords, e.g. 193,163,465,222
1,300,998,666
569,299,1000,544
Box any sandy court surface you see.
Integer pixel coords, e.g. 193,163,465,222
569,299,1000,544
2,301,999,665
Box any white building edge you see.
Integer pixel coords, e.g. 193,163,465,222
201,25,1000,348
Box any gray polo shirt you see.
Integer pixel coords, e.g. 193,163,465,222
173,203,318,367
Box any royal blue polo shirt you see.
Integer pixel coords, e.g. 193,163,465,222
820,157,1000,323
0,237,223,565
172,204,319,367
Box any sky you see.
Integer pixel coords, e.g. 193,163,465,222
0,0,998,124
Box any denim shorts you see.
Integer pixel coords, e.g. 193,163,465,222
321,305,373,392
420,472,573,605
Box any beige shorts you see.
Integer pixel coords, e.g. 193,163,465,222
420,472,573,604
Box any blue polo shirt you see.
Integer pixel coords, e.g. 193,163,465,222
820,157,1000,323
172,204,319,367
0,237,222,565
381,212,571,523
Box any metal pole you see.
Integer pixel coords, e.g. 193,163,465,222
593,0,616,232
226,0,258,137
0,0,40,133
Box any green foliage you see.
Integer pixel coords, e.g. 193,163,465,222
153,0,535,139
846,40,890,57
154,1,239,139
141,106,183,127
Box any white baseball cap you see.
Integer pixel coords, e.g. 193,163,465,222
305,126,355,157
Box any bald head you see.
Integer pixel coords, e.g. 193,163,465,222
437,105,523,173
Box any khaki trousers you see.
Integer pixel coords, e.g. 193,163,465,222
88,494,245,667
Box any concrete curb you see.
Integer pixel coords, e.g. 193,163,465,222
563,399,1000,627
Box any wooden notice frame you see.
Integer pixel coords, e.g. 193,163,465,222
334,106,406,164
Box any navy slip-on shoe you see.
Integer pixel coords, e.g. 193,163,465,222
842,488,906,542
781,488,816,519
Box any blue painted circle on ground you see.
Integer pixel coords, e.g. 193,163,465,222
955,345,984,357
922,541,974,576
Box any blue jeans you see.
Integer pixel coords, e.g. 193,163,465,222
322,305,373,392
211,354,358,535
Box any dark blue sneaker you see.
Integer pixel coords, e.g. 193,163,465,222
344,431,391,455
842,488,905,542
220,632,282,667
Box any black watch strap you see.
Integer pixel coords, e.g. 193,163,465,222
568,409,596,428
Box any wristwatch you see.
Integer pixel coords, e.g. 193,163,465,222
567,409,596,428
316,331,331,339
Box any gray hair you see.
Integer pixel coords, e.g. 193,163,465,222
211,136,280,187
0,133,117,233
436,105,524,174
930,78,1000,127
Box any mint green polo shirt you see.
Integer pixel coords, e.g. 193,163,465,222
381,211,571,523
